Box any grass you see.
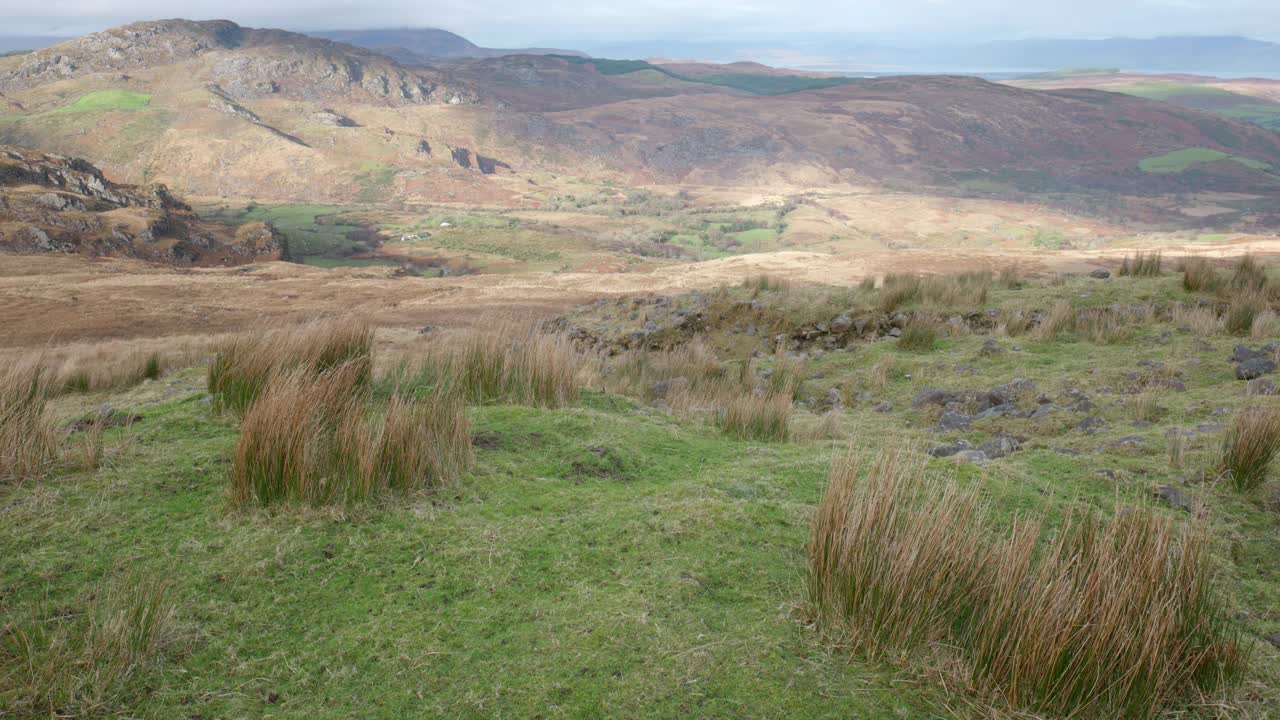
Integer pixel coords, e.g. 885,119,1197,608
4,268,1280,717
897,322,938,352
403,325,579,408
0,362,58,484
808,446,1246,718
0,573,177,718
1182,256,1221,292
229,364,471,506
1119,251,1163,277
208,318,373,414
49,90,152,114
718,391,791,441
1138,147,1269,174
1217,405,1280,493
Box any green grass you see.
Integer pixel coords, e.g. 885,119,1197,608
51,90,152,114
1138,147,1270,174
5,271,1280,717
197,203,366,258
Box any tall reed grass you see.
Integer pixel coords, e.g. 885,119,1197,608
0,362,59,484
1217,405,1280,493
808,446,1245,718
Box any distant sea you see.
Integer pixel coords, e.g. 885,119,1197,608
832,69,1280,81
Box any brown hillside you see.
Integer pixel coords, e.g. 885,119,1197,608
0,144,285,265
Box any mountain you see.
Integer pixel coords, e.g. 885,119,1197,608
0,144,285,264
1,19,1278,224
307,28,585,63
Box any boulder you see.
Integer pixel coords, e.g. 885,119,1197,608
950,450,989,464
1077,416,1107,432
1155,484,1194,513
873,401,894,413
978,435,1020,459
936,412,972,431
928,440,975,458
1236,357,1277,380
1089,268,1111,279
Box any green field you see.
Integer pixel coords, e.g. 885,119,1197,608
1110,83,1280,131
1138,147,1270,174
51,90,152,114
197,203,367,258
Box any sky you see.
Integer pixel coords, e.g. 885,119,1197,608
2,0,1279,51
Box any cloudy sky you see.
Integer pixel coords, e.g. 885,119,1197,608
3,0,1279,50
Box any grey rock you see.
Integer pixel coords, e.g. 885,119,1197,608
1212,406,1232,416
1054,447,1083,456
913,388,963,408
1089,268,1111,279
987,378,1037,407
888,327,902,338
978,337,1002,357
1113,435,1149,448
1155,484,1194,513
873,401,894,413
1236,357,1278,381
831,314,853,333
978,435,1020,459
1265,633,1280,649
1196,423,1228,433
950,450,989,464
936,412,972,431
1231,345,1269,364
1030,404,1058,420
928,440,975,458
1077,416,1107,432
976,403,1017,420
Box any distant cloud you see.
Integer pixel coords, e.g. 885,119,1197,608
2,0,1277,50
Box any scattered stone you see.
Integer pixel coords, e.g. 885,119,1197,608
1265,633,1280,650
955,364,976,376
1054,447,1083,456
67,410,142,433
976,403,1016,420
1236,357,1278,381
936,412,972,431
1112,435,1149,449
1077,416,1107,432
1132,420,1154,429
1247,378,1279,396
978,337,1002,357
873,401,894,413
417,324,437,335
912,388,963,408
1030,404,1058,420
978,434,1020,459
929,440,975,458
1211,406,1232,416
950,450,988,464
1088,268,1111,279
1155,484,1194,513
830,314,853,333
1097,469,1120,480
888,327,902,338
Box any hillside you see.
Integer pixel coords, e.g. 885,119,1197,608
0,20,1278,225
308,28,585,63
0,144,285,264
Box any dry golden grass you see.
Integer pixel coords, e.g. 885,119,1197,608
1127,389,1166,423
1226,292,1269,337
229,362,471,507
1181,257,1221,292
1229,254,1268,293
1250,309,1280,339
1036,300,1076,341
1076,307,1136,344
878,272,991,312
808,446,1244,719
0,361,59,485
808,446,989,658
1217,405,1280,493
1119,251,1162,277
0,573,177,718
209,318,373,415
407,323,579,408
1172,304,1223,336
719,391,792,442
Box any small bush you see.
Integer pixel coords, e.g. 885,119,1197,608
1182,257,1220,292
897,322,938,352
1217,405,1280,493
0,573,176,717
719,392,791,441
1119,251,1162,277
0,363,58,484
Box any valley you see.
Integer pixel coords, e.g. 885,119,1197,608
2,14,1280,720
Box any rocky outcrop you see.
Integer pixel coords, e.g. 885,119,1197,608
0,145,285,265
0,19,478,107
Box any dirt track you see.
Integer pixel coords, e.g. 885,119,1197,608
3,238,1279,347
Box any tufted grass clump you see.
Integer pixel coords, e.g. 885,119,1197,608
1217,405,1280,493
809,446,1246,719
0,362,59,485
208,317,373,415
